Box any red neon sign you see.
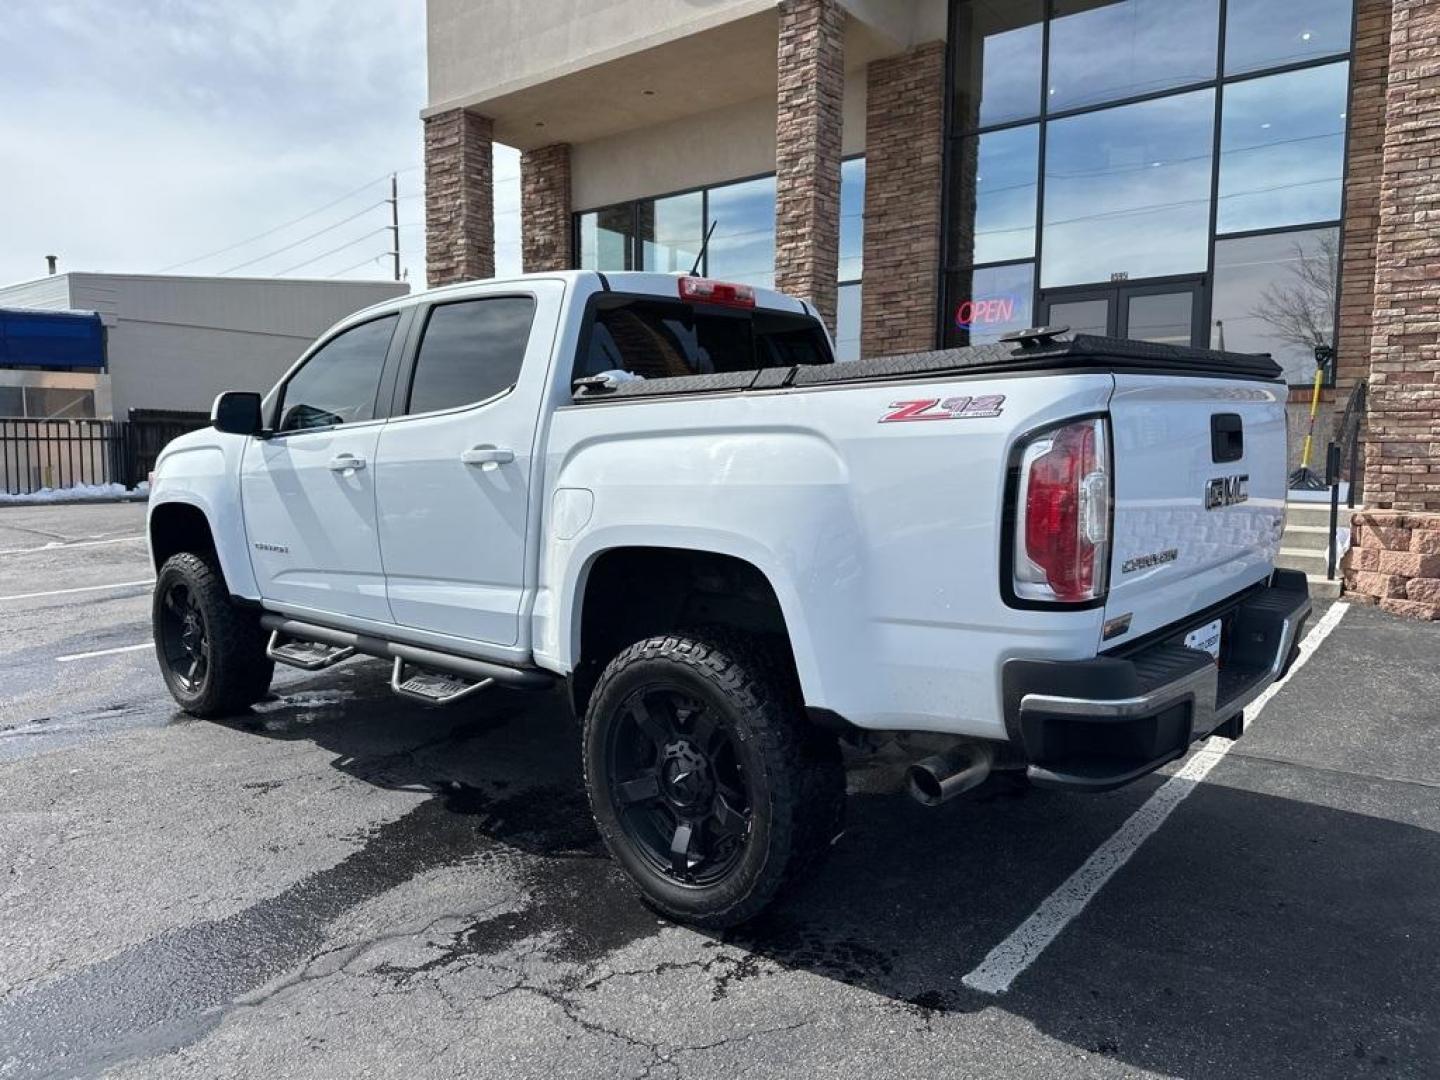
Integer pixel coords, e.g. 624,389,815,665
954,295,1019,330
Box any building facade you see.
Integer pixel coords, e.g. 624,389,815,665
423,0,1440,519
0,273,408,420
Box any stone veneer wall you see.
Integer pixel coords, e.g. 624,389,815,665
859,41,945,360
773,0,845,332
521,143,573,273
1342,510,1440,618
423,108,495,287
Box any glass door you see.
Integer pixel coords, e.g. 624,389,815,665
1039,279,1204,346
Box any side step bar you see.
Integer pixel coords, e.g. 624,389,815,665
267,631,355,671
257,615,554,691
390,658,493,705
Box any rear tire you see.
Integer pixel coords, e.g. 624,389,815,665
582,630,844,928
153,553,274,717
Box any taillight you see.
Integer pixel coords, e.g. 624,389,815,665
678,276,755,308
1012,417,1111,604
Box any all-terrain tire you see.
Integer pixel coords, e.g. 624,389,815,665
152,552,274,717
583,630,844,928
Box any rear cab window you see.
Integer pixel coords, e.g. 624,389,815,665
574,294,832,384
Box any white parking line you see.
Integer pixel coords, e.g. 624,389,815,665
56,642,154,663
961,601,1350,996
0,534,145,557
0,579,154,602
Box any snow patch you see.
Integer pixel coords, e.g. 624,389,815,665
0,482,148,505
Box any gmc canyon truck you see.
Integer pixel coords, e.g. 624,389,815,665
148,271,1310,926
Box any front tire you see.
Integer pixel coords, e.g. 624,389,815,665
153,553,273,717
582,631,844,928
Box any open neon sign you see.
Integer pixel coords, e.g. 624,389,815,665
955,295,1023,331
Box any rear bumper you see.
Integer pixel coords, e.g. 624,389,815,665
1002,569,1311,792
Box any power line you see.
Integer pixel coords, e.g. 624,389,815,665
218,201,385,275
328,253,392,278
158,172,400,272
275,228,389,276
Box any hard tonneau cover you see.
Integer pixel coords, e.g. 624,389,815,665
571,333,1284,403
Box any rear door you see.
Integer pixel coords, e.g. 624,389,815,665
1102,373,1287,645
374,283,561,647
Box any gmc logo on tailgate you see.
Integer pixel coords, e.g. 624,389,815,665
1205,474,1249,510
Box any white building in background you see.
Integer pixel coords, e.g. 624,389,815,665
0,273,409,421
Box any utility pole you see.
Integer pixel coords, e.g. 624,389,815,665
387,174,400,282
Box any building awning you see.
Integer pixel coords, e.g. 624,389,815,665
0,308,105,369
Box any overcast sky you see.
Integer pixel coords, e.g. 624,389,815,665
0,0,520,290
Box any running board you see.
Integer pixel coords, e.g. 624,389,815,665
390,658,493,705
266,631,356,671
256,614,554,690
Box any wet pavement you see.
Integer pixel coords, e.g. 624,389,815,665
1,502,1438,1078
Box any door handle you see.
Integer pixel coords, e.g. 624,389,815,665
327,453,366,472
460,445,515,467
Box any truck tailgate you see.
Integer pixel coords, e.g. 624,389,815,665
1103,374,1287,646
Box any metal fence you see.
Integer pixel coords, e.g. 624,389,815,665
0,412,209,496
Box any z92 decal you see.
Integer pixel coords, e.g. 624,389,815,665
880,394,1005,423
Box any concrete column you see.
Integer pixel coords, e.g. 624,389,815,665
1365,0,1440,510
521,143,573,273
423,108,494,287
860,42,946,359
773,0,845,330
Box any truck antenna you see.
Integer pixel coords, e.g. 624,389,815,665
688,220,718,277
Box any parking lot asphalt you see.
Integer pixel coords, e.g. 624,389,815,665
1,502,1437,1079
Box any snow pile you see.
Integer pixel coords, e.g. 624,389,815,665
0,482,148,505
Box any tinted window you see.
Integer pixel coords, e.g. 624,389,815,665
1211,227,1338,385
951,0,1044,130
278,316,396,432
1217,62,1348,234
1042,90,1214,287
0,386,22,416
640,191,703,273
950,124,1039,267
576,298,829,382
407,297,535,415
1226,0,1353,74
1048,0,1218,112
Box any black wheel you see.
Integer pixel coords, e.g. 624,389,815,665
583,631,844,928
153,553,273,717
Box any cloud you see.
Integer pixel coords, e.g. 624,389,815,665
0,0,520,287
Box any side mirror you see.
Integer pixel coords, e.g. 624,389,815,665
212,391,263,436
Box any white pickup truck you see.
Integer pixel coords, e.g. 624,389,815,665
148,271,1309,926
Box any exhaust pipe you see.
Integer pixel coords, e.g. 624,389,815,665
907,742,995,806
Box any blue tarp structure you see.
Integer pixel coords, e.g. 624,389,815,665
0,308,105,369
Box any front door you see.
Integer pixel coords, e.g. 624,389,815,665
240,313,402,624
1040,280,1203,347
374,283,561,648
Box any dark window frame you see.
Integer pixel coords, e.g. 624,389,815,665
393,293,538,420
942,0,1358,386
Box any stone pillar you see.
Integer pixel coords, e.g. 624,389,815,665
521,143,573,272
1365,0,1440,510
1342,510,1440,619
773,0,845,331
423,108,494,287
860,42,945,359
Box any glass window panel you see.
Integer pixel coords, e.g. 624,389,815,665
1041,90,1215,288
278,316,396,432
951,0,1044,130
950,124,1039,267
0,386,24,416
1226,0,1354,75
23,387,96,419
577,205,634,271
407,297,536,416
1048,0,1219,112
835,283,861,361
706,176,776,288
1211,227,1339,385
838,158,865,283
1047,297,1111,337
1217,62,1348,234
1126,291,1193,345
944,262,1035,346
640,191,703,273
